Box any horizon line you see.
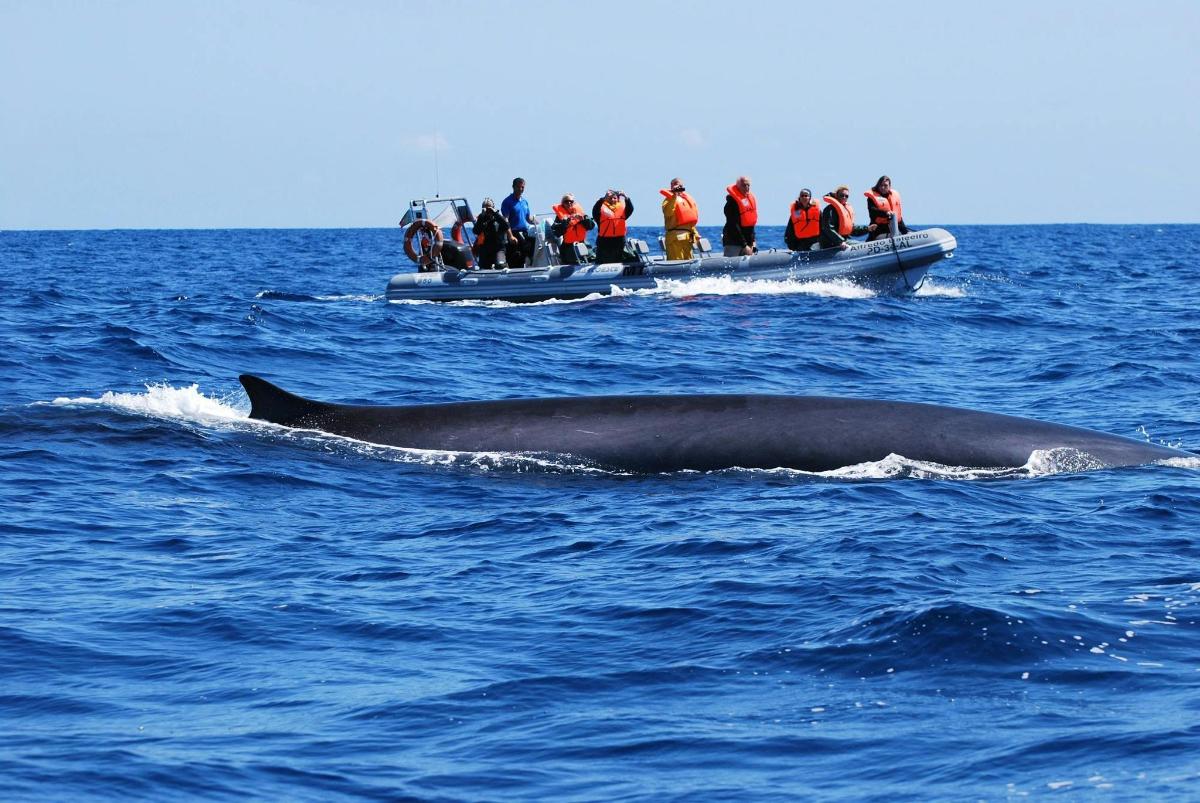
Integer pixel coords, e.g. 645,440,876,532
4,222,1199,234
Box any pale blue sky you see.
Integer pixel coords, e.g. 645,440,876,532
3,0,1198,228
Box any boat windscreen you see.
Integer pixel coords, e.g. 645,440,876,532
429,203,463,228
400,198,473,229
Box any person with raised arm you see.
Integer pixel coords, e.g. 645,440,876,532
660,177,700,260
592,189,635,264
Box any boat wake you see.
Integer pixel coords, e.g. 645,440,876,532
256,290,382,303
913,279,966,298
386,275,882,308
635,275,878,299
48,384,1194,479
49,383,248,423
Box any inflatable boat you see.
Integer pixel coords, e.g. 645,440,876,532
385,197,956,303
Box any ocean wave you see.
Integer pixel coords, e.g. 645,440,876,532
256,290,383,303
788,601,1057,672
913,279,966,297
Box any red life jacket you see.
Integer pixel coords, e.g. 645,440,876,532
660,189,699,228
864,188,902,226
726,184,758,227
598,198,627,238
789,201,820,239
822,195,855,236
553,203,588,244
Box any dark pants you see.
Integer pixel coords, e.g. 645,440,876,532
594,236,626,265
506,230,534,268
477,247,503,270
560,240,584,265
867,221,908,241
786,235,820,252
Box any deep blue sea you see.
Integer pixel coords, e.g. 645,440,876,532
2,223,1199,801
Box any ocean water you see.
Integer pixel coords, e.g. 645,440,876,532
2,223,1199,801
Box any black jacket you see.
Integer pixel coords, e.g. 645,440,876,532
473,209,510,250
866,194,909,235
722,195,755,248
551,213,596,239
591,195,634,233
819,204,870,248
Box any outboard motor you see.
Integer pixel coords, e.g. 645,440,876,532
440,241,475,270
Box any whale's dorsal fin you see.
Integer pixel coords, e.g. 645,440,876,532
239,374,332,426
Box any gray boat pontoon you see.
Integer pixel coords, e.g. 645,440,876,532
386,197,956,303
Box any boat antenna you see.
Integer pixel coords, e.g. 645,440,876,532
433,132,440,199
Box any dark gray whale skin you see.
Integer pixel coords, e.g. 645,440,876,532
239,374,1192,473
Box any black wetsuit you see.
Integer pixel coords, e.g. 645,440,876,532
473,209,511,270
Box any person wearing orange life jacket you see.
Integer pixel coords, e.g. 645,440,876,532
819,185,872,250
784,189,821,252
550,193,595,265
660,177,700,260
591,189,635,264
722,176,757,257
864,175,909,242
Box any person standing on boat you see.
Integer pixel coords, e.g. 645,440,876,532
722,176,757,257
660,178,700,260
473,198,517,270
501,177,537,268
785,189,821,252
551,194,595,265
820,185,871,250
864,175,908,241
592,189,635,264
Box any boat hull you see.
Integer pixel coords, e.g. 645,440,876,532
385,228,957,302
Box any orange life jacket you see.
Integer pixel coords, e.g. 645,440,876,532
598,198,627,238
864,188,902,226
659,189,699,229
789,201,820,239
553,203,588,244
823,195,855,236
726,184,758,227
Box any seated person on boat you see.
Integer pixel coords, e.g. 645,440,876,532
820,186,871,250
785,189,821,252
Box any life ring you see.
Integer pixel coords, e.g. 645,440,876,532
403,220,443,266
450,221,468,244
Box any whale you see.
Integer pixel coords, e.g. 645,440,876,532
239,374,1192,473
